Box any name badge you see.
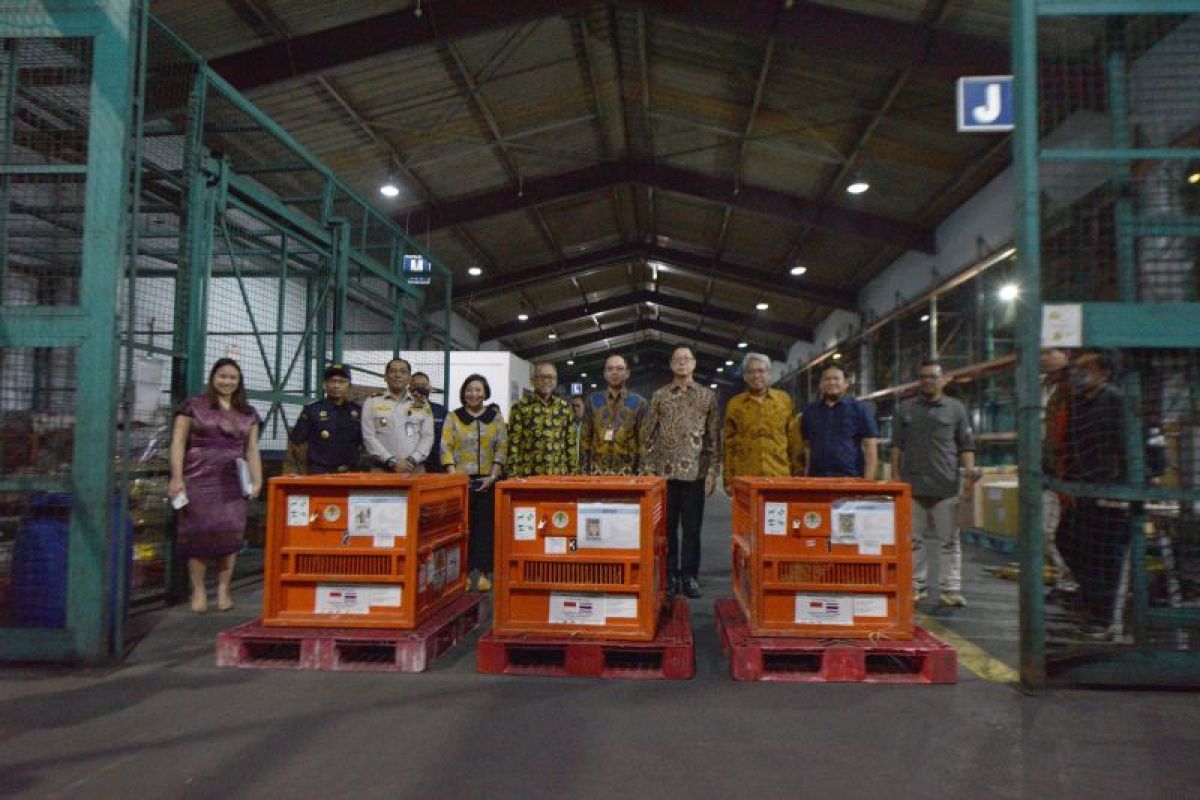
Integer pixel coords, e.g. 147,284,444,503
604,426,615,442
405,421,417,438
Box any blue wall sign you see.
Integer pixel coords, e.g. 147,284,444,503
403,254,431,285
956,76,1014,132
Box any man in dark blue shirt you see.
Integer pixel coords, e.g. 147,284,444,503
289,364,363,474
801,363,880,479
410,371,447,473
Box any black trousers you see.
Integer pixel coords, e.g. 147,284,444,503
666,478,706,578
1057,499,1131,624
467,482,496,573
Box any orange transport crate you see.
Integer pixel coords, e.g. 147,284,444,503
493,476,667,641
263,473,469,629
731,477,913,640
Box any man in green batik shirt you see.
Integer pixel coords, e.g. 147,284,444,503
507,361,579,477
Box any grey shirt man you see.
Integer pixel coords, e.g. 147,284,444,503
893,395,975,498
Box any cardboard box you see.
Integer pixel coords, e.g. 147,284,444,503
980,479,1019,539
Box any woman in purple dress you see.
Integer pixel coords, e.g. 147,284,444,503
168,359,263,613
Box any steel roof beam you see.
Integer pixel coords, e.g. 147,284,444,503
480,288,812,342
519,317,785,361
406,160,935,252
210,1,1007,94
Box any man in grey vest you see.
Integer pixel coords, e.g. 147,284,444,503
891,359,977,607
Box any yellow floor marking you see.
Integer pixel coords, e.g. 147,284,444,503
917,613,1020,685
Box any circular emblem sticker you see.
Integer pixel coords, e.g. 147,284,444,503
552,511,570,529
804,511,822,530
323,504,342,523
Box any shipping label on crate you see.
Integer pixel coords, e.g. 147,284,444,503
853,596,888,618
513,507,537,541
315,585,368,614
348,492,408,544
544,536,568,554
831,499,895,554
446,547,461,583
368,587,402,607
605,595,638,618
575,502,640,549
794,593,855,625
287,495,310,526
763,502,788,536
549,592,607,625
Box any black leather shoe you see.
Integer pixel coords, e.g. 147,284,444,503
682,576,702,599
666,573,680,597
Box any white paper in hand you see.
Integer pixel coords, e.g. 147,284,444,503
235,457,253,498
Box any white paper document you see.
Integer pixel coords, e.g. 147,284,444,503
514,507,537,541
373,535,395,548
348,492,408,538
549,592,606,625
286,495,310,526
853,596,889,618
1042,303,1083,348
576,502,640,549
235,457,253,497
544,536,568,555
763,502,788,536
368,587,402,608
831,500,895,550
605,595,638,619
794,593,855,625
315,585,370,614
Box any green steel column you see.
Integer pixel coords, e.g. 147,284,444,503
1012,0,1047,688
0,40,17,302
273,235,288,435
303,278,315,396
390,239,405,356
443,270,453,396
331,220,349,363
174,69,212,396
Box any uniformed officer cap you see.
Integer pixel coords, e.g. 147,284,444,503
324,363,352,381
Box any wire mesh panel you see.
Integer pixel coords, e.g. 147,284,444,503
1019,6,1200,686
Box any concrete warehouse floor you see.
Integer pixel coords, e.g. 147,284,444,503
2,495,1198,799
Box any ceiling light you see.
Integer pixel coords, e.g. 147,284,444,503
756,302,769,311
920,314,930,322
581,372,587,377
566,359,574,366
999,283,1019,302
717,367,724,373
379,181,400,198
846,180,870,195
518,313,529,321
548,332,557,340
591,383,597,389
467,266,482,277
737,342,748,349
832,352,842,360
1188,171,1200,185
725,360,734,365
709,383,718,389
790,265,807,276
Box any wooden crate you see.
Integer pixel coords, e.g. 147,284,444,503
262,473,469,629
492,476,667,641
731,477,913,639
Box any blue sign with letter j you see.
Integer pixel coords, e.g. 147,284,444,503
956,76,1014,132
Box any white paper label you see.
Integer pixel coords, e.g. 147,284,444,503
549,592,606,625
1042,303,1083,348
373,535,395,548
576,502,641,549
446,548,461,583
831,500,895,547
544,536,568,555
514,507,537,541
854,596,888,618
605,595,638,619
763,502,788,536
348,492,408,538
795,593,855,625
287,495,310,526
368,587,402,608
315,585,369,614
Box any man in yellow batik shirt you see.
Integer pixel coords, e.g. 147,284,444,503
722,352,803,495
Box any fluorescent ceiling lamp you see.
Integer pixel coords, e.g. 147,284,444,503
716,367,724,373
832,353,842,360
518,313,529,321
725,360,734,366
756,302,769,311
737,342,748,349
846,181,870,195
999,283,1019,302
548,333,557,340
566,359,574,365
709,383,718,389
467,267,482,276
920,314,930,322
790,265,807,276
1188,171,1200,185
379,182,400,198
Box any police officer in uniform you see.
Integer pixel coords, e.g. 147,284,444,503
362,357,434,473
289,364,363,474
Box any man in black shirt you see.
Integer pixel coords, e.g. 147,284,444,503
290,364,364,474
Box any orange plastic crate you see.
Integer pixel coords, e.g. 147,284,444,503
493,476,667,641
262,473,469,629
731,477,913,639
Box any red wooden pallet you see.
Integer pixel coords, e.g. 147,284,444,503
216,593,482,672
476,599,694,680
715,598,957,684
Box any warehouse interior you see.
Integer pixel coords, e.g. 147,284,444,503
2,0,1199,795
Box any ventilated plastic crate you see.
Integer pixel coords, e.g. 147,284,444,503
263,473,468,629
731,477,913,639
492,476,667,641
